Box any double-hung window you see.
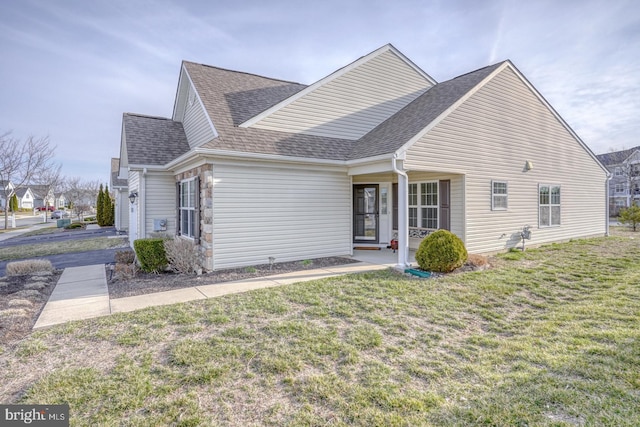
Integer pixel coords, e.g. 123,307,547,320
615,183,625,194
491,180,508,210
539,184,560,227
408,181,438,229
178,178,199,239
420,182,438,229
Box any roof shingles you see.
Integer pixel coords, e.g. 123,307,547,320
123,58,505,165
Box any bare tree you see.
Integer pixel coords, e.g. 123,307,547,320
33,163,63,223
63,177,101,220
0,131,56,229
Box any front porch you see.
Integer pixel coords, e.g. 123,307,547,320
351,247,417,268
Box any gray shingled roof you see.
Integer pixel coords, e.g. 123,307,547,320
596,146,640,166
123,113,190,165
110,158,127,187
124,59,505,165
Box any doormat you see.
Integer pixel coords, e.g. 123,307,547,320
404,268,431,278
353,247,381,250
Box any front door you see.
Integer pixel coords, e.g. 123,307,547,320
353,184,379,243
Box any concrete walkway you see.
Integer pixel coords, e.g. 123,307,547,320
34,260,391,329
34,264,111,328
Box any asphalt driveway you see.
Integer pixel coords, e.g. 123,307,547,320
0,226,128,277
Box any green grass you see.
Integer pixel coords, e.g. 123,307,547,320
0,236,129,261
2,232,639,425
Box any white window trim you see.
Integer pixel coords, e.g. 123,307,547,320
491,180,508,211
408,180,439,230
614,167,623,176
179,177,197,239
615,183,625,194
538,183,561,228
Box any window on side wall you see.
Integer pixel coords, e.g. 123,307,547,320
178,177,199,240
491,180,508,210
615,183,625,194
408,183,418,228
539,184,560,227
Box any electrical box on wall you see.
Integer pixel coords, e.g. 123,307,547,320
153,218,167,231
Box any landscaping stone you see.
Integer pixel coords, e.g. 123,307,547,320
24,281,47,290
8,299,34,308
12,290,42,299
30,271,54,277
0,308,28,319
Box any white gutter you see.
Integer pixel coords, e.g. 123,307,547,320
392,152,410,269
605,174,611,237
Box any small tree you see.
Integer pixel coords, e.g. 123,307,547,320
102,184,114,226
96,184,104,225
619,204,640,231
9,193,18,212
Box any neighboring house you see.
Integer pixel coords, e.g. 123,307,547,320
118,44,608,271
54,193,67,209
14,187,35,209
0,180,15,210
29,185,56,208
110,157,129,231
596,146,640,216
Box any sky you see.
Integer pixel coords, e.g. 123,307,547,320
1,0,638,183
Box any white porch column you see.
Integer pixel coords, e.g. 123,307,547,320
392,154,410,270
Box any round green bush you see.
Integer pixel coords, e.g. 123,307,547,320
415,229,468,273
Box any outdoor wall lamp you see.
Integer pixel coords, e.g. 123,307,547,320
128,192,138,204
525,160,533,171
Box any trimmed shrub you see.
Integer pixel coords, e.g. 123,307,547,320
6,259,54,276
64,222,84,229
164,238,203,274
133,238,168,273
415,229,468,273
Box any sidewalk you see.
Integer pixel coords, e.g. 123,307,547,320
34,261,390,329
0,222,55,242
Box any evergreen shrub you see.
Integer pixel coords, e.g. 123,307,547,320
133,238,168,273
415,229,468,273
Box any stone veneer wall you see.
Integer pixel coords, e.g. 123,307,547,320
175,164,214,271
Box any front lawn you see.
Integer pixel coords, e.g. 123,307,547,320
1,230,638,426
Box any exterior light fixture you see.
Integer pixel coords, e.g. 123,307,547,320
128,192,138,204
525,160,533,171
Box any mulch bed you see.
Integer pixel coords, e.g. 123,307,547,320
106,256,360,299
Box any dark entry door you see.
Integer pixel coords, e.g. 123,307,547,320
354,184,379,243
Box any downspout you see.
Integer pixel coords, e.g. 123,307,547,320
392,153,410,269
141,168,147,238
605,174,610,237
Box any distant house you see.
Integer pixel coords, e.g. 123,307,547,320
0,181,14,210
597,147,640,216
110,157,128,231
29,185,56,208
14,187,35,209
117,44,608,272
54,193,67,209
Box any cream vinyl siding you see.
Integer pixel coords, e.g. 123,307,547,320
405,66,607,253
212,162,351,269
182,85,215,148
144,172,176,237
251,50,432,140
128,171,140,247
114,189,129,232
